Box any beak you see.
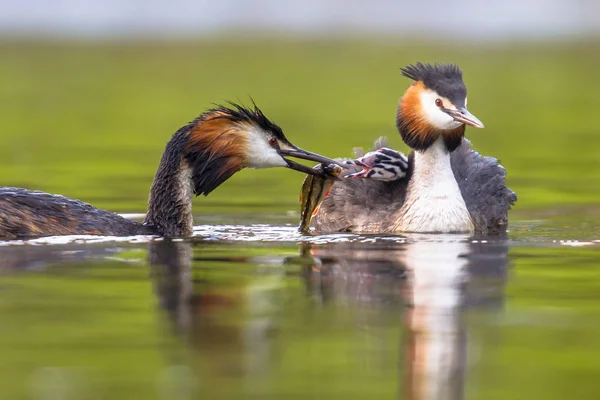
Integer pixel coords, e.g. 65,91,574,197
445,107,485,128
278,145,346,178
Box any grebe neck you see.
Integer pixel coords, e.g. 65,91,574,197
144,134,194,237
394,138,473,233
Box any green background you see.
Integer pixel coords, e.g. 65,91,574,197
2,39,599,216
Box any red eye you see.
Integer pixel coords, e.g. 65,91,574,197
268,137,277,148
435,98,443,108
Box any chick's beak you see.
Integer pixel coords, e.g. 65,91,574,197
445,107,485,128
278,145,345,178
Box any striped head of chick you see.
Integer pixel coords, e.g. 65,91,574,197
347,137,409,181
396,62,484,152
182,102,342,196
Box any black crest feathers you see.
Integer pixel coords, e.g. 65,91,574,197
400,62,467,105
203,100,285,140
400,62,463,84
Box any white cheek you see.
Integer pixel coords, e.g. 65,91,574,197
245,128,287,169
419,91,462,130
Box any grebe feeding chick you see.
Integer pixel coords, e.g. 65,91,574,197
0,103,342,239
311,62,517,234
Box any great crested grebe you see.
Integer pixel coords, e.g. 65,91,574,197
0,102,341,240
313,62,517,234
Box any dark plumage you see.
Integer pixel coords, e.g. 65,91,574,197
0,188,149,239
450,140,518,233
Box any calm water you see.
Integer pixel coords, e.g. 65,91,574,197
1,215,600,400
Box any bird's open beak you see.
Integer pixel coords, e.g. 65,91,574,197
445,107,485,128
278,145,345,178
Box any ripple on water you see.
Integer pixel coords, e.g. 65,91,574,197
0,223,598,248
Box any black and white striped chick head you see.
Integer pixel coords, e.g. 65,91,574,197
347,138,409,181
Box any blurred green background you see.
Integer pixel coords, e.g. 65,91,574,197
1,39,599,219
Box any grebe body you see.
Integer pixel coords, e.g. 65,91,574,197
0,103,340,240
313,63,517,234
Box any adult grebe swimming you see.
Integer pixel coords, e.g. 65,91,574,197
311,63,517,234
0,102,341,239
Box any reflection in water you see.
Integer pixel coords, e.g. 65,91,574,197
304,235,509,400
148,235,509,399
149,239,280,382
400,238,471,400
0,243,134,272
149,240,194,336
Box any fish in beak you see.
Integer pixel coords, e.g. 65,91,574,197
298,163,343,234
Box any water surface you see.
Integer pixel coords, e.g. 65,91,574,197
1,218,599,400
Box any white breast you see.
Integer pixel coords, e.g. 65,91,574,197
394,138,473,233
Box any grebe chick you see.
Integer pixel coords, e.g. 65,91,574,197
313,63,517,234
347,137,409,181
0,102,341,240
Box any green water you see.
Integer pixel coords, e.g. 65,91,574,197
1,39,600,399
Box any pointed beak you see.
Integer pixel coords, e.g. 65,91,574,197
278,145,346,178
445,107,485,128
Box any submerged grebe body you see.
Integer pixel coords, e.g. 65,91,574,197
313,63,517,234
0,103,340,240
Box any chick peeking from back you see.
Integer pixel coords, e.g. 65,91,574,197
298,137,410,234
347,137,409,181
